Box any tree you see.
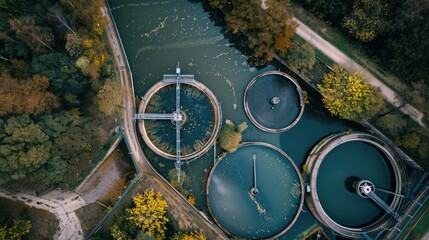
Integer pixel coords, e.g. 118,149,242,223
373,113,406,136
0,115,51,184
225,0,296,64
395,132,420,150
171,230,207,240
317,65,384,121
219,120,248,152
0,219,31,240
75,56,90,74
168,168,189,196
10,59,29,79
65,32,83,57
31,52,89,104
0,0,29,17
48,8,76,34
342,0,390,42
127,189,169,239
96,79,122,115
298,0,351,24
282,40,315,73
0,73,60,117
9,16,54,53
208,0,229,9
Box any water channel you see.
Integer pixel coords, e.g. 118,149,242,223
108,0,395,238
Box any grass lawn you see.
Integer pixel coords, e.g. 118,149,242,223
76,203,107,234
0,197,59,239
402,199,429,240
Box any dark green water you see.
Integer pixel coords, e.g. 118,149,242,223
317,141,394,227
145,85,215,155
107,0,392,238
246,74,301,130
207,144,301,239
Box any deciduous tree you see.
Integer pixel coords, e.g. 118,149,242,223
10,16,54,53
48,8,76,34
0,73,60,117
395,132,420,150
0,115,51,184
96,79,122,115
219,120,248,152
226,0,296,64
171,230,207,240
282,40,315,73
127,189,169,239
31,52,89,104
0,219,31,240
342,0,389,42
318,65,384,121
65,32,83,57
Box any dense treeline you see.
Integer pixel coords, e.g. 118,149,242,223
206,0,299,66
0,0,121,189
295,0,429,86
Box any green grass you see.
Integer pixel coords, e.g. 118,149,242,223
401,200,429,240
290,2,409,94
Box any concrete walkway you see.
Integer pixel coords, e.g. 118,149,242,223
0,189,86,240
294,18,426,128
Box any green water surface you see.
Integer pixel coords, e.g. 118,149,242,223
108,0,392,238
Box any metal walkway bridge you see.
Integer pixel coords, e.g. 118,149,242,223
367,191,401,221
357,180,401,222
134,64,195,182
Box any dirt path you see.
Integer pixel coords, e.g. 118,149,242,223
294,18,426,128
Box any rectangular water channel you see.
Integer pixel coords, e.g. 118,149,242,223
109,0,362,238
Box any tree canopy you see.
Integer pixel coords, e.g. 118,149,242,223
171,230,207,240
318,66,384,121
342,0,389,42
96,79,122,116
282,40,315,73
224,0,296,65
297,0,429,86
0,219,31,240
0,73,60,117
0,0,116,191
219,120,248,152
127,189,169,239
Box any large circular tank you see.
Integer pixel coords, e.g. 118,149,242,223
305,132,406,238
244,71,305,133
206,142,304,239
138,80,221,160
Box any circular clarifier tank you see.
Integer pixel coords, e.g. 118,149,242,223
206,142,304,239
138,80,221,160
305,132,405,238
244,71,304,133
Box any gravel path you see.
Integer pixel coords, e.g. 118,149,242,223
294,18,426,128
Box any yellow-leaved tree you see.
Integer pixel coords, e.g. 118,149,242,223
318,65,384,121
127,189,169,239
0,219,31,240
171,230,207,240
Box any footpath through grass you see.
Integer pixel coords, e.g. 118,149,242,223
291,2,409,94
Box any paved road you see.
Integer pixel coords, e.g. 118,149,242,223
294,18,426,128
